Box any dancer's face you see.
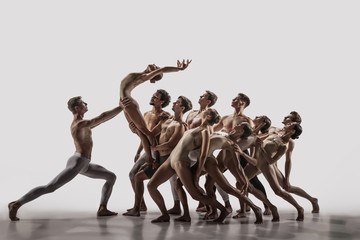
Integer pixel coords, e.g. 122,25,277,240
282,114,293,125
198,92,210,106
150,92,162,107
172,98,183,113
75,100,88,114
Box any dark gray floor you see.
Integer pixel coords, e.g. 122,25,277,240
1,210,360,240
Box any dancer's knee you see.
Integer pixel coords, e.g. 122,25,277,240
274,188,285,196
45,184,58,194
147,181,156,192
106,172,117,185
129,170,135,180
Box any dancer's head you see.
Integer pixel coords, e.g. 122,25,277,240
67,96,87,114
150,89,171,108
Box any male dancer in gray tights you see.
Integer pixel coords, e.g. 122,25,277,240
8,96,122,221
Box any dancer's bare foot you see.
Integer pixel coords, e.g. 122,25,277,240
97,205,118,217
8,201,20,221
296,207,304,221
225,200,233,213
151,214,170,223
232,211,247,219
270,205,280,222
203,210,218,220
263,206,271,215
213,209,231,223
174,215,191,222
167,202,181,215
196,205,207,212
311,198,319,213
122,208,140,217
253,207,263,224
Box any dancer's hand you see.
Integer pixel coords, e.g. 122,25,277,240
177,59,192,70
139,162,151,171
128,122,137,134
159,112,171,121
134,153,140,162
120,97,132,108
283,181,291,191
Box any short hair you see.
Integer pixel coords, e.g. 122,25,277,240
241,122,253,138
151,73,163,81
208,108,221,126
206,90,218,107
178,96,193,114
291,123,303,140
156,89,171,108
290,111,302,124
238,93,250,108
67,96,82,114
260,115,272,133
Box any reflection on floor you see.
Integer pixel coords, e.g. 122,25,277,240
1,210,360,240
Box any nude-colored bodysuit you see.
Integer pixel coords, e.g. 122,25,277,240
170,128,204,169
262,134,285,158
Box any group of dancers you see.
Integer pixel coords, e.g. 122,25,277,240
8,59,319,224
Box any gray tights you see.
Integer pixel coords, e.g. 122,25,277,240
18,153,116,207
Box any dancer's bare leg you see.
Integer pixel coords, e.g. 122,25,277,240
147,160,176,223
275,167,319,213
203,176,219,220
174,178,191,222
128,179,147,212
204,159,263,224
238,164,280,221
167,175,181,215
123,171,149,216
82,163,118,216
174,162,230,223
261,164,304,221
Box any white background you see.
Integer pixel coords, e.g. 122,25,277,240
1,1,359,220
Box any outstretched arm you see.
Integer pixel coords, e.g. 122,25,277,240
143,59,192,83
195,130,210,183
78,106,122,129
284,140,295,188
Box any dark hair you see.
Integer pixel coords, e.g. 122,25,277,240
291,123,303,140
241,122,253,138
206,90,218,107
67,96,82,114
156,89,171,108
238,93,250,108
151,73,163,81
290,111,302,124
208,108,221,126
260,115,272,133
178,96,193,114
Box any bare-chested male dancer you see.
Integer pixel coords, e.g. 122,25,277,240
8,96,121,221
242,122,305,221
213,93,271,216
185,91,231,213
266,111,319,213
123,96,191,217
120,59,191,166
147,108,231,223
127,89,171,212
